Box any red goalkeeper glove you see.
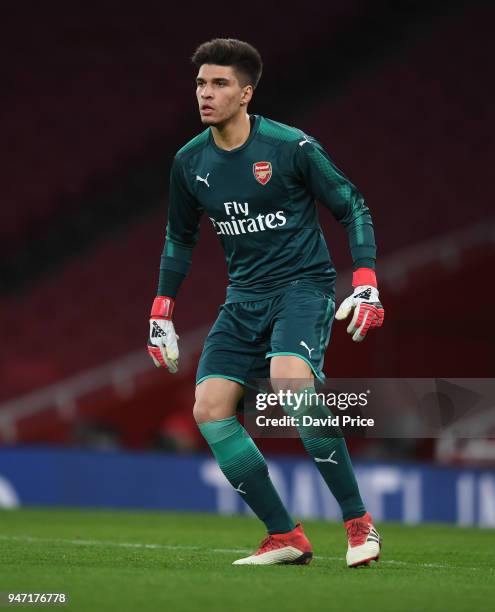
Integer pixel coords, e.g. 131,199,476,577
335,268,384,342
147,296,179,373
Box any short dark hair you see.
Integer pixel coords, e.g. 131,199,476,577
192,38,263,89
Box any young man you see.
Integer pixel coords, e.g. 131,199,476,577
148,39,384,567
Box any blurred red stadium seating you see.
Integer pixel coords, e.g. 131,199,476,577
4,241,492,447
1,4,494,448
1,1,362,241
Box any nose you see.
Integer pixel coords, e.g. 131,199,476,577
200,84,213,99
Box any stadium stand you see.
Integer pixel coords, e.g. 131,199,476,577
298,3,494,261
1,1,363,241
1,3,493,451
1,222,492,446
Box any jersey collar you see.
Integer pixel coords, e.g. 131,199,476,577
208,115,261,156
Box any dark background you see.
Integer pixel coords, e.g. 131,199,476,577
0,0,493,458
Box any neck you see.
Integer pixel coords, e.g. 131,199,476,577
211,111,251,151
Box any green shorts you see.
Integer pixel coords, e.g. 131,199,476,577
196,282,335,386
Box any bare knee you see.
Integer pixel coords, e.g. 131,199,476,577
270,355,314,394
193,378,243,424
193,395,226,424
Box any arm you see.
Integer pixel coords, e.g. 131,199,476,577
157,155,203,298
148,156,203,371
294,138,384,341
294,137,376,272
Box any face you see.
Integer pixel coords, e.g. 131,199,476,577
196,64,252,126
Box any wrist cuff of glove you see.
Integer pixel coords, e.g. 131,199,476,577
151,296,175,320
352,268,377,288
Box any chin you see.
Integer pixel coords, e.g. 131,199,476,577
200,115,218,126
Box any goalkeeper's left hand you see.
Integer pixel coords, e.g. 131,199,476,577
335,268,384,342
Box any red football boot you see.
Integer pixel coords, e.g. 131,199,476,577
345,512,381,567
232,523,313,565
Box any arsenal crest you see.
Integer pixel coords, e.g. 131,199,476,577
253,161,272,186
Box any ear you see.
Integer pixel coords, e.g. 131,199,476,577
240,84,253,106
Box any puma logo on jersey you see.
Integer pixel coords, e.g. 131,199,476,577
300,340,315,358
196,173,210,187
314,451,338,464
299,137,311,146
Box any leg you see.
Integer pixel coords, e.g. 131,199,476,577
268,284,368,523
195,301,313,564
193,376,241,424
271,354,366,522
194,377,295,535
270,355,380,568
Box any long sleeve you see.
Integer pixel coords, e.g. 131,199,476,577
157,156,203,297
294,139,376,269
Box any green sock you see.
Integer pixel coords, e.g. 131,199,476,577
286,387,366,522
198,416,295,534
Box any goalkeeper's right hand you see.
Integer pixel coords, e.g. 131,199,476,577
147,296,179,373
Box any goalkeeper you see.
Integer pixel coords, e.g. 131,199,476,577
148,38,384,568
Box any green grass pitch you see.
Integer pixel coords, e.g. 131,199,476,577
0,508,493,611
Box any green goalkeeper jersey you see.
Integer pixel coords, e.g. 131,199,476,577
158,114,376,302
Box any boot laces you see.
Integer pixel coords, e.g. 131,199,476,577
347,519,370,547
258,535,279,554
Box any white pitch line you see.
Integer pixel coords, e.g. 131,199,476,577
0,535,200,551
0,534,489,572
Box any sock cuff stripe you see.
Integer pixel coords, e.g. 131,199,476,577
198,416,241,444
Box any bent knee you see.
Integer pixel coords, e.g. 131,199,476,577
270,355,313,392
270,354,313,379
193,378,243,424
193,397,222,424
